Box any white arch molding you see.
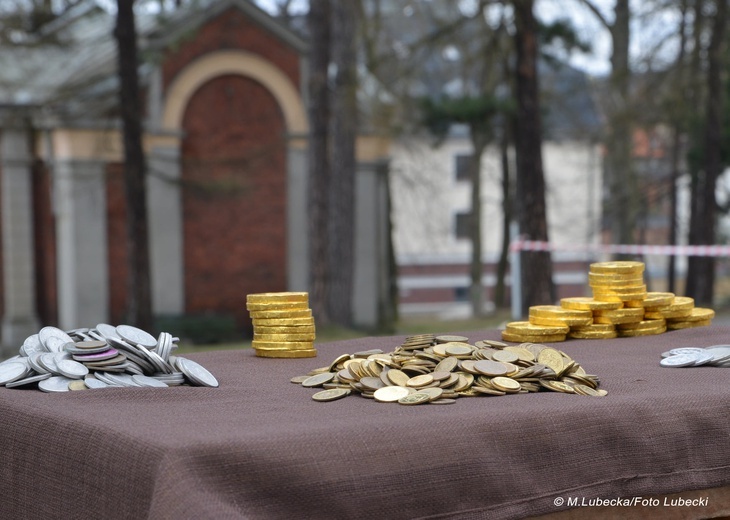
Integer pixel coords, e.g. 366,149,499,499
162,49,308,135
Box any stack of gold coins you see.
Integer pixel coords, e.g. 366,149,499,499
589,261,647,304
560,297,621,339
501,260,716,343
246,292,317,358
642,296,715,330
501,321,569,343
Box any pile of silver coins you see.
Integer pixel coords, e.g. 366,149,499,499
660,345,730,368
0,324,219,392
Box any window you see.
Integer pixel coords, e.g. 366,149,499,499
455,154,472,182
454,286,469,302
455,212,472,239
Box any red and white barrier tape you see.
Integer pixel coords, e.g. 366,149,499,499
509,240,730,257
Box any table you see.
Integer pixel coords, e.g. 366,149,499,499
2,326,730,519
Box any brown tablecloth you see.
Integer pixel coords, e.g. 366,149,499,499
2,326,730,520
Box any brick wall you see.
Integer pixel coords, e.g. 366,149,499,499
161,7,300,92
181,74,287,329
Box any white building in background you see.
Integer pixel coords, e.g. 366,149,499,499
390,130,603,318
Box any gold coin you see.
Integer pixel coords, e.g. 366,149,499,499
665,296,695,311
617,326,667,337
588,272,644,285
253,333,316,342
252,317,315,327
312,388,350,401
616,319,667,331
666,319,712,330
570,323,615,332
492,350,520,364
398,392,432,405
246,300,309,311
491,376,521,392
529,305,593,319
641,292,675,307
387,369,410,387
255,348,317,358
568,329,618,339
473,359,509,376
505,321,569,336
666,307,714,322
443,343,473,356
253,325,316,334
435,335,469,343
406,374,434,388
593,307,644,319
501,331,566,343
69,380,88,391
373,385,410,402
589,261,645,275
592,291,647,303
592,284,647,295
301,372,335,387
560,297,622,311
540,380,575,393
573,384,604,396
252,340,315,350
537,348,564,375
529,315,593,327
623,300,646,308
246,292,309,303
419,387,444,401
248,309,312,319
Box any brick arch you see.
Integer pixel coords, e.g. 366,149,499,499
180,74,288,327
162,49,307,136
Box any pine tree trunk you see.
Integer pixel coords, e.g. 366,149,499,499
513,0,554,312
114,0,152,331
327,0,358,327
686,0,727,305
306,0,331,324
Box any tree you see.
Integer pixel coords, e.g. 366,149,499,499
513,0,554,311
579,0,636,250
306,0,331,325
328,0,358,326
114,0,152,330
686,0,728,305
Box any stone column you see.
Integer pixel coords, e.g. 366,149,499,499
147,146,184,315
287,144,308,291
1,127,40,354
352,160,392,330
54,160,109,329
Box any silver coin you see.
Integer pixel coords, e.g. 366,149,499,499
660,353,699,368
38,376,73,392
103,373,140,387
705,345,730,364
56,359,89,379
116,325,157,348
95,323,120,340
132,374,169,388
692,351,715,366
6,373,51,388
21,334,45,356
0,362,31,385
84,377,109,389
39,326,74,350
668,348,706,356
45,336,72,354
27,353,49,374
138,345,172,374
177,357,219,387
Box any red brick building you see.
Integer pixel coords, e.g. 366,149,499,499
0,0,319,348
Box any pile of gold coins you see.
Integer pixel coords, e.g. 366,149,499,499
293,334,606,404
503,261,715,343
246,292,317,358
